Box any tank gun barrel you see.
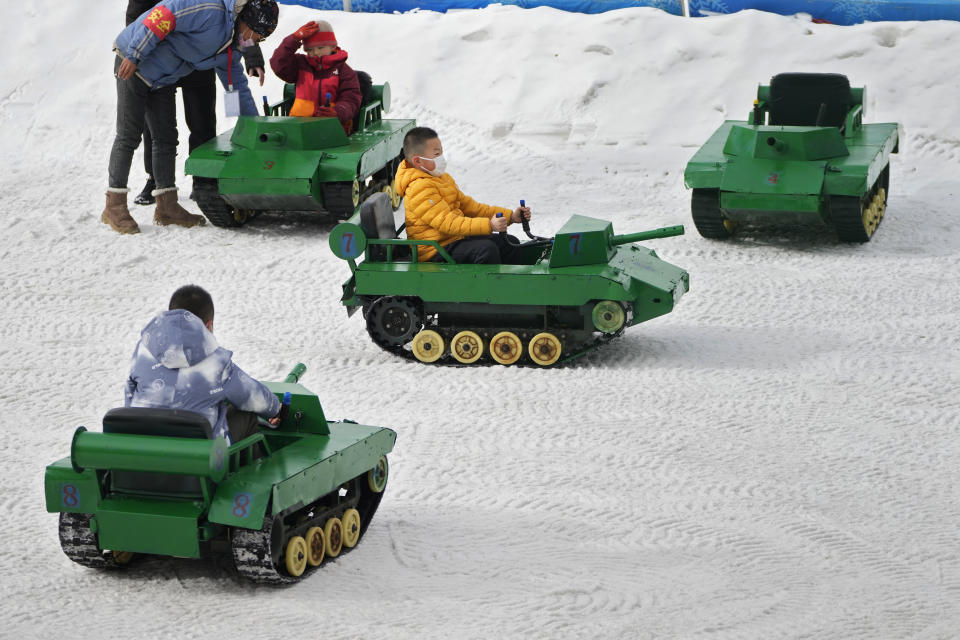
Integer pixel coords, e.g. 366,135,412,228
612,225,685,245
284,363,307,383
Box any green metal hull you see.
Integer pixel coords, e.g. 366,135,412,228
185,115,414,212
330,210,689,365
683,74,899,242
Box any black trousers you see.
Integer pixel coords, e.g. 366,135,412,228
226,406,261,445
108,57,177,189
142,69,217,176
435,233,524,265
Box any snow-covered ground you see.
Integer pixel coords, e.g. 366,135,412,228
3,2,959,638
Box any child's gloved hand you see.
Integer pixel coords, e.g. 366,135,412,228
293,21,319,40
315,106,337,118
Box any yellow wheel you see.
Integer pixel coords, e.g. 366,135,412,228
351,179,361,208
368,455,388,493
490,331,522,365
284,535,308,577
592,300,626,334
528,332,562,366
112,551,135,565
342,508,361,548
305,526,325,566
412,329,444,363
451,330,483,364
324,518,344,558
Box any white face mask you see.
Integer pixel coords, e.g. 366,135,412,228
419,154,447,177
239,35,255,50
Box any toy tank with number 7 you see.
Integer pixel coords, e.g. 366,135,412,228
44,364,396,584
329,193,690,366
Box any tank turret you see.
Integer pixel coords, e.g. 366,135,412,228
549,215,683,267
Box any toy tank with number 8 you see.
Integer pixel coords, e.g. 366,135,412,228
45,364,396,584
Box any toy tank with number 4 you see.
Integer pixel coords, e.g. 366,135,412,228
329,193,690,366
45,364,396,584
185,76,415,227
684,72,899,242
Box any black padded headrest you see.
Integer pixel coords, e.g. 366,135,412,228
359,192,396,240
103,407,213,439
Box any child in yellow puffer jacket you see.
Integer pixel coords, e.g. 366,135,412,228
394,126,532,263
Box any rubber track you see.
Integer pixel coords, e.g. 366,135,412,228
194,183,243,228
58,512,113,569
366,318,623,368
231,475,387,584
691,188,733,239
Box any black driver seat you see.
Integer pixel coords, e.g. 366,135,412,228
768,73,852,129
102,407,213,497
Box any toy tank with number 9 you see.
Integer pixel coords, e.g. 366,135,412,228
44,364,396,584
185,78,415,227
329,193,690,366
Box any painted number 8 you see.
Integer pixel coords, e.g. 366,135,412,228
232,493,251,518
61,484,79,508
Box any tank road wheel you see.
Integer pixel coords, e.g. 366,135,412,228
366,296,423,349
388,177,402,209
592,300,627,334
342,508,362,548
451,330,484,364
832,165,889,243
368,455,389,493
324,518,344,558
322,179,362,219
284,536,308,577
112,551,135,565
305,526,326,567
691,188,737,239
490,331,522,365
528,332,562,367
412,330,444,363
193,179,254,228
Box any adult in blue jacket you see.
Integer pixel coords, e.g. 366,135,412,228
103,0,279,235
125,285,281,444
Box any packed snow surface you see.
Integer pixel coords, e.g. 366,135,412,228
3,2,959,638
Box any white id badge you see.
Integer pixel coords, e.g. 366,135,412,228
224,88,240,117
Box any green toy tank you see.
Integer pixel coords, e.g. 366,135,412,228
185,80,415,226
329,193,689,366
684,73,899,242
44,365,396,584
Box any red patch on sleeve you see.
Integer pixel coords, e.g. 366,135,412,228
143,5,176,40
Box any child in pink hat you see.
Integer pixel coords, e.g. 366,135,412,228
270,20,362,134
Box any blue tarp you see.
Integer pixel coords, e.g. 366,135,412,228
279,0,960,24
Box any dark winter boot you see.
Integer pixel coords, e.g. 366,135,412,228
134,176,156,205
153,188,206,228
100,189,140,234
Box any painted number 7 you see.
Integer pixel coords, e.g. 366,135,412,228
341,232,354,255
569,233,582,254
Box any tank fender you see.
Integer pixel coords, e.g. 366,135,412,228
208,481,271,530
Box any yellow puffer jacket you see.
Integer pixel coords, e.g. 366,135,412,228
394,160,513,262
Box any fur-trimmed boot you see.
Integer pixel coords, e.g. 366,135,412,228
153,187,206,228
101,188,140,234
